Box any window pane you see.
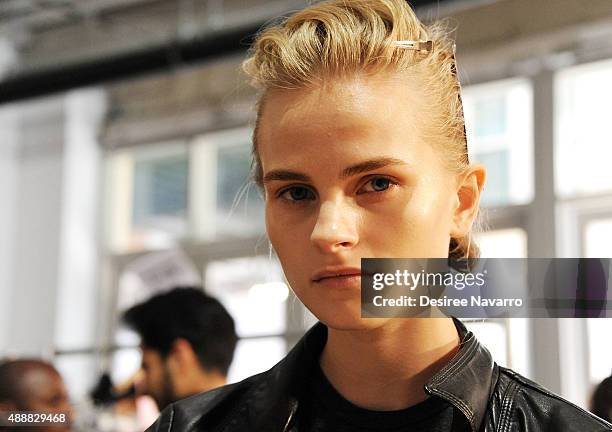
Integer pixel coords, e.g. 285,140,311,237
474,95,507,136
587,319,612,384
463,79,533,206
216,143,264,238
570,216,612,386
556,59,612,197
133,157,188,225
584,218,612,257
205,256,287,337
190,129,264,241
506,318,531,377
131,144,189,244
106,143,189,252
475,228,527,258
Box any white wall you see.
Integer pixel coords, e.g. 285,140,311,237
0,89,107,400
7,96,65,357
0,105,19,353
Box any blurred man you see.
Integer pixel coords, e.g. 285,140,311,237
123,287,238,411
0,359,73,432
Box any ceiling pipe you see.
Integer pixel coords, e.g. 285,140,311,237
0,21,262,104
0,0,449,104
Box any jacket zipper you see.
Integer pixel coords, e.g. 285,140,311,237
282,399,299,432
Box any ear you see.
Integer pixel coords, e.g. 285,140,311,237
168,338,198,372
450,164,486,238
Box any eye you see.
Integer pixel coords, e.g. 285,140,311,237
358,177,395,194
278,185,316,202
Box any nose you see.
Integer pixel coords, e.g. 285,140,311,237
310,198,359,254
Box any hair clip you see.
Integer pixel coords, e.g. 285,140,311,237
391,40,433,53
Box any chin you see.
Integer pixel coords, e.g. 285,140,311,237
307,301,390,332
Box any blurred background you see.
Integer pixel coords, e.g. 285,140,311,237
0,0,611,430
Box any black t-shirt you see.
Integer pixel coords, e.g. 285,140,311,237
297,363,455,431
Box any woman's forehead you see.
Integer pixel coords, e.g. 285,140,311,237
257,74,426,159
262,71,421,117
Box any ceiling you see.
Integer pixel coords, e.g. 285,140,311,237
0,0,482,103
0,0,157,34
0,0,465,44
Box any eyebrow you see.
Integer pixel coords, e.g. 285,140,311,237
262,157,409,185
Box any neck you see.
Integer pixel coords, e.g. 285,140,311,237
319,318,460,411
178,370,227,399
194,373,227,394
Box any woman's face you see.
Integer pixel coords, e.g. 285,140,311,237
258,72,476,330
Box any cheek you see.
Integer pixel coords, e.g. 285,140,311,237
362,184,453,257
265,203,308,253
265,204,313,291
408,185,455,252
264,204,277,235
265,205,284,254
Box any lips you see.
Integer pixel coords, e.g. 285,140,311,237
311,267,362,282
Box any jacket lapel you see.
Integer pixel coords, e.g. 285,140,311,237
238,319,496,432
243,324,326,431
424,319,497,432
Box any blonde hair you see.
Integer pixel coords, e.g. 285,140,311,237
243,0,479,268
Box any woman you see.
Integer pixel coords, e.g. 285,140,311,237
147,0,610,430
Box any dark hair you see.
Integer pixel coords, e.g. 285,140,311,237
123,287,238,376
592,374,612,423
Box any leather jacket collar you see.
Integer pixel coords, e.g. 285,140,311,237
242,318,497,432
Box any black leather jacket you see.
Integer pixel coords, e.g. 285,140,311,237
147,320,611,431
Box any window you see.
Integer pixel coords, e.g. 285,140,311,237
583,218,612,386
130,143,189,243
475,228,528,258
205,256,288,382
584,218,612,257
106,129,265,253
133,156,188,230
205,256,287,337
587,319,612,384
215,142,264,239
556,59,612,198
189,128,264,241
105,142,189,252
463,78,533,207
